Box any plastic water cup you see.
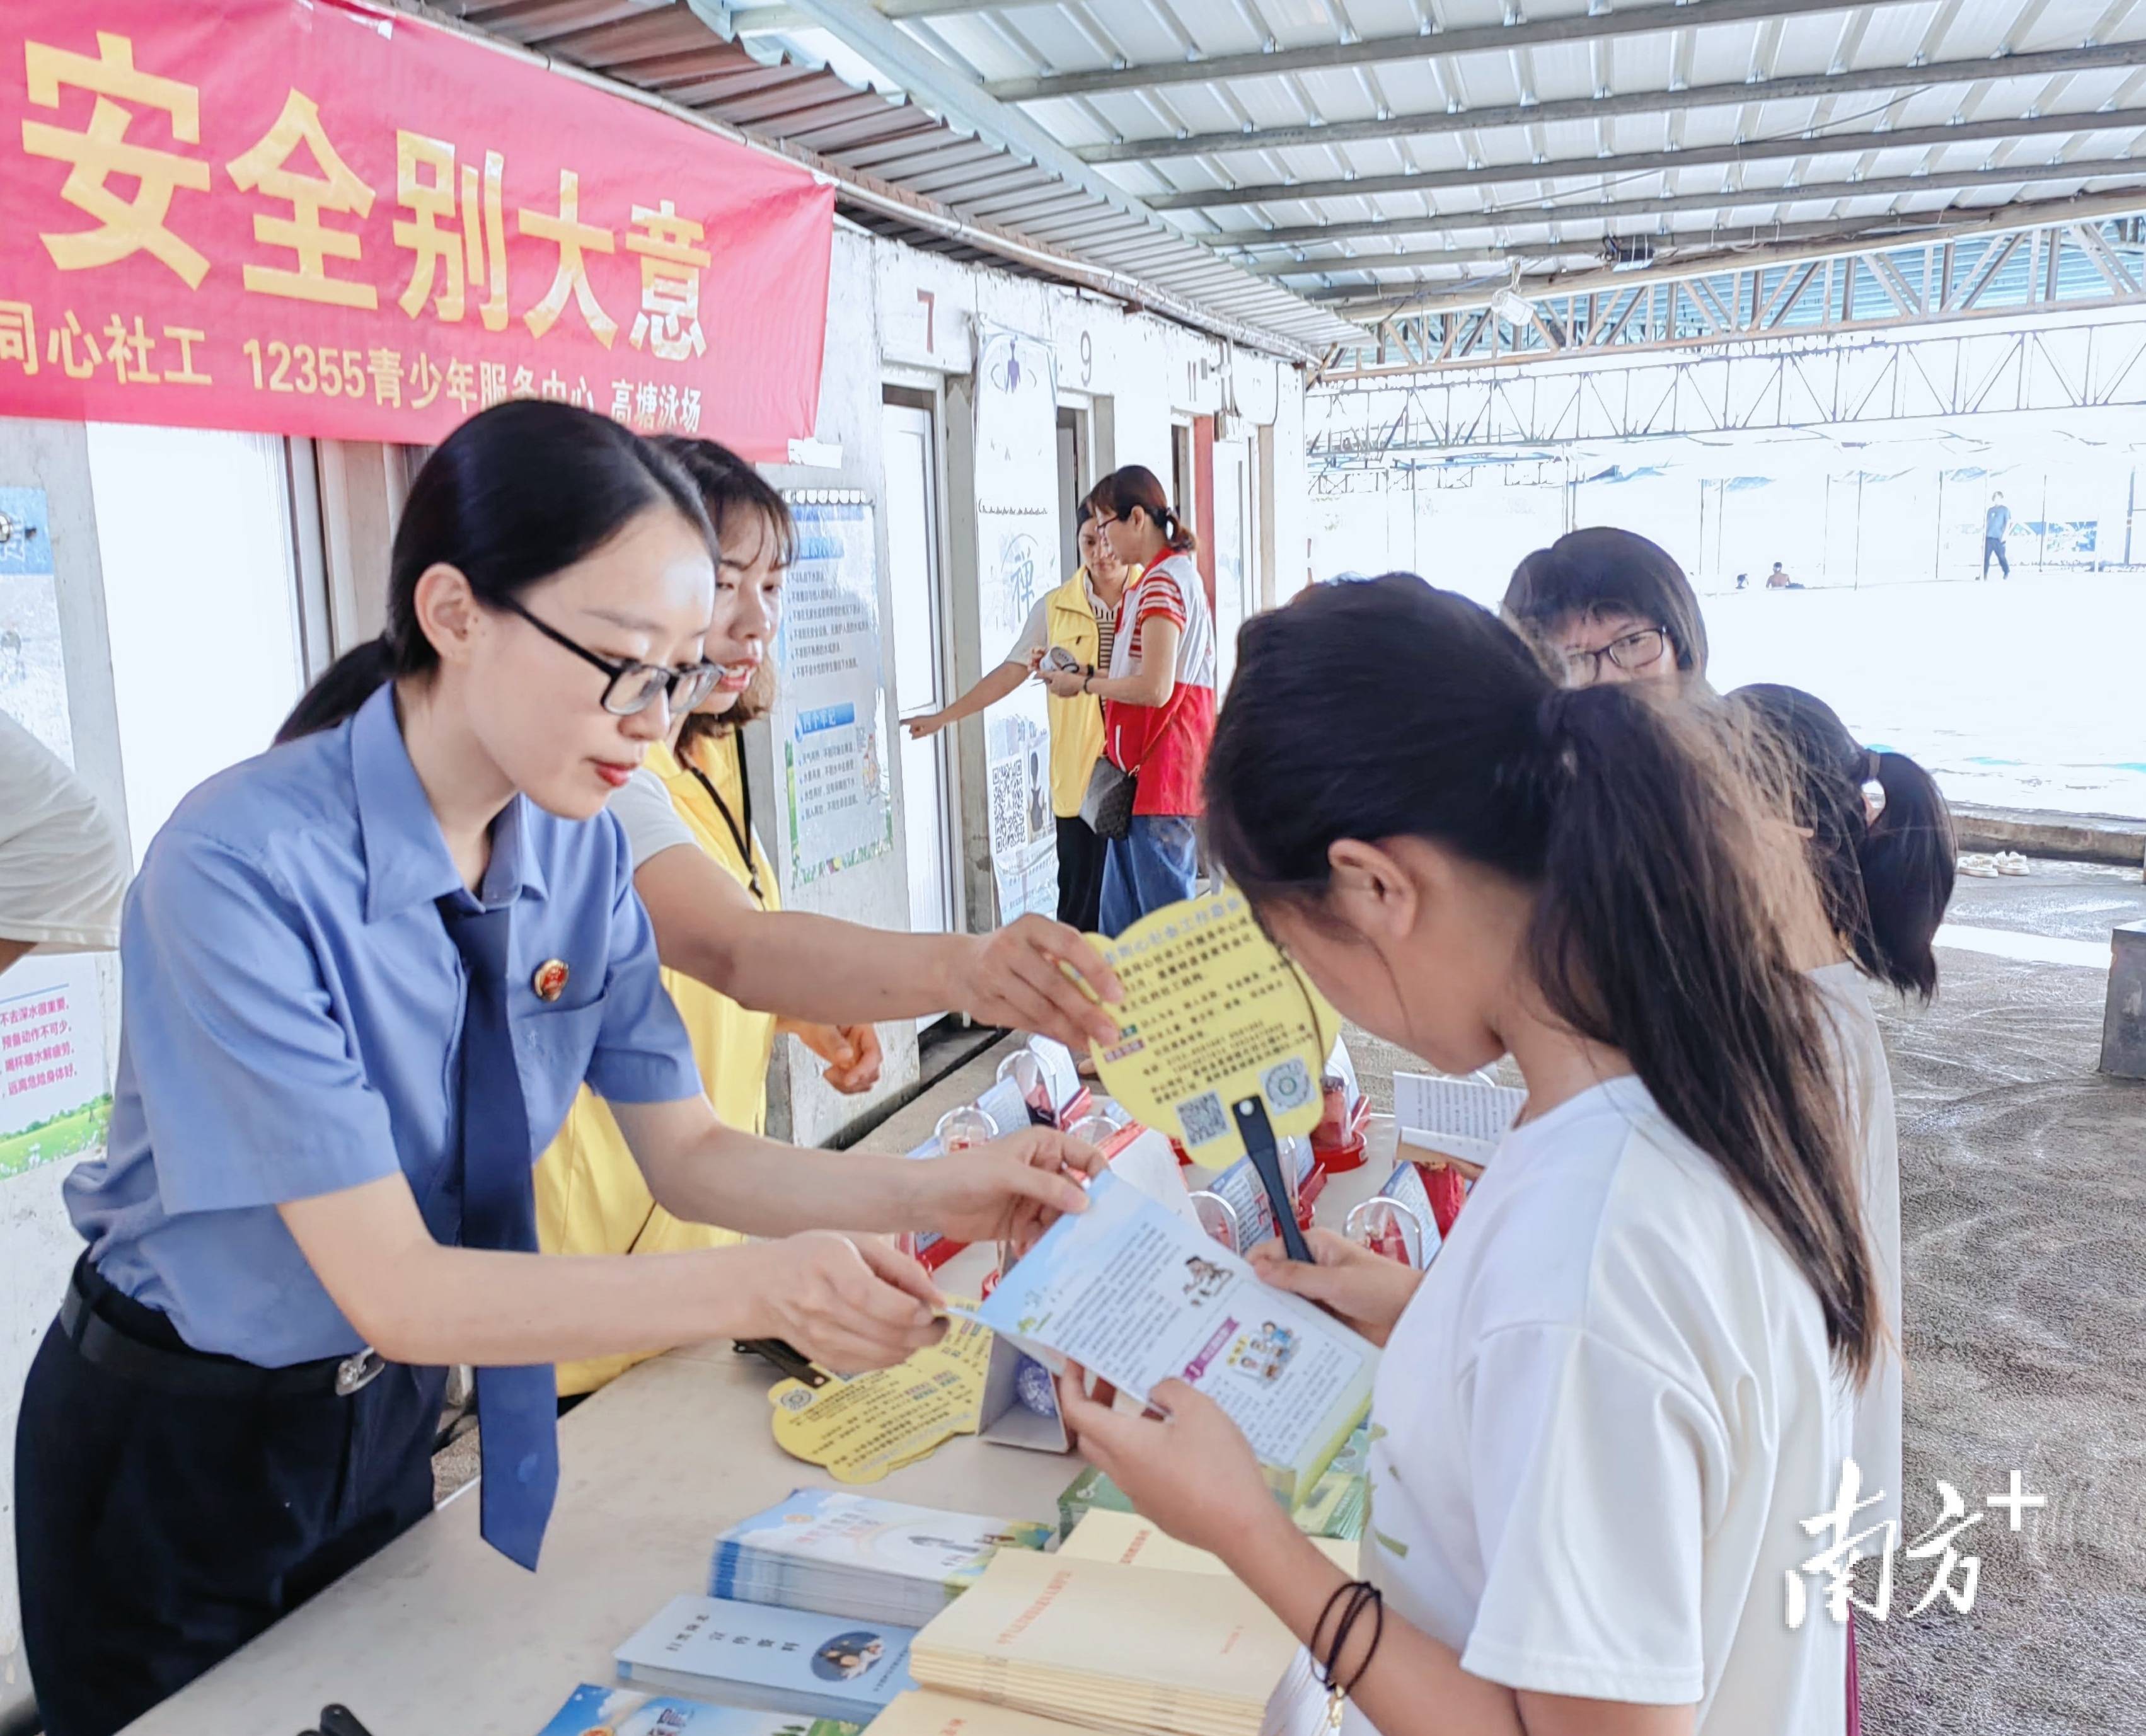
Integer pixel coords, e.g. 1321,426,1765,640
1346,1197,1429,1268
935,1105,998,1153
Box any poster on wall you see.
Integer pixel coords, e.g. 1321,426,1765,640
973,324,1060,924
775,495,893,887
0,483,110,1176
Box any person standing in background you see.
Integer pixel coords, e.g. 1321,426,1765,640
1983,494,2012,579
0,710,129,977
908,498,1135,931
1046,465,1214,936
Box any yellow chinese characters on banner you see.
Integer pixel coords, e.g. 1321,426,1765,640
1084,889,1341,1164
0,1,834,457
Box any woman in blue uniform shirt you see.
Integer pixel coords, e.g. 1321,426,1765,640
13,401,1095,1736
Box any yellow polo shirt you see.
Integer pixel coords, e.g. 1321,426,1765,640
534,732,778,1396
1038,566,1138,818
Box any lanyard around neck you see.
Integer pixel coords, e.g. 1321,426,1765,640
684,731,764,907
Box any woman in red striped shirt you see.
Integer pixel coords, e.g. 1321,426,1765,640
1040,465,1216,934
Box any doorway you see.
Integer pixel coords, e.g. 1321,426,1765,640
1212,440,1252,693
882,396,959,943
1056,406,1087,587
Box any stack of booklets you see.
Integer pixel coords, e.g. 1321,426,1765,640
866,1691,1099,1736
908,1548,1297,1736
710,1490,1055,1627
1056,1454,1364,1544
537,1683,864,1736
613,1594,919,1723
1059,1507,1358,1577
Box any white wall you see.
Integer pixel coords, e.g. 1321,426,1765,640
86,425,308,862
756,224,1309,1144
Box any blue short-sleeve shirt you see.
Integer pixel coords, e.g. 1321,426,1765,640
65,682,702,1366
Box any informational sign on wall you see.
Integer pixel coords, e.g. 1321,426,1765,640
0,481,110,1175
973,324,1061,924
775,495,893,887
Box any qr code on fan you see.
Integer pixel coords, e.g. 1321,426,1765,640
1177,1091,1228,1148
989,760,1026,853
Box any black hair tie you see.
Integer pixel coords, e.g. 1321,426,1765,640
1311,1579,1385,1718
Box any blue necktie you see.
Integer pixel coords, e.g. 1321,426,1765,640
437,897,558,1572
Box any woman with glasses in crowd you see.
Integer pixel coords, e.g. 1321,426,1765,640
13,403,1098,1736
1501,526,1710,693
1503,524,1946,1727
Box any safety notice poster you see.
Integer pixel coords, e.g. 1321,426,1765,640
776,498,894,887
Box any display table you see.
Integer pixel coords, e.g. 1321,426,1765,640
121,1120,1409,1736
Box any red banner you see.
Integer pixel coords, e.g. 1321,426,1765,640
0,0,833,458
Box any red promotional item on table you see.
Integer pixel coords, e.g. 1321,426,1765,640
1416,1161,1472,1239
0,0,834,457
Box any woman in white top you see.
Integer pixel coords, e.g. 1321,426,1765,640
1728,683,1958,1541
1059,577,1879,1736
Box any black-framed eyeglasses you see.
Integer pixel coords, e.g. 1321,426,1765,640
1559,625,1672,686
499,596,724,718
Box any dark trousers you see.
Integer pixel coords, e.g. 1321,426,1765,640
1982,534,2010,577
1055,814,1107,933
14,1267,445,1736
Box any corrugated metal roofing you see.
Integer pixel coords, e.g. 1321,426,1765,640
443,0,2146,356
440,0,1366,355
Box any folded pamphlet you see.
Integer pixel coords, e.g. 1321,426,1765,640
1392,1071,1524,1168
973,1171,1376,1509
710,1490,1054,1626
615,1595,919,1723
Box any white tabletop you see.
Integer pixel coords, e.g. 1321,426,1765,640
122,1122,1407,1736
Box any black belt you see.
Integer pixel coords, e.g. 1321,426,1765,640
61,1256,386,1400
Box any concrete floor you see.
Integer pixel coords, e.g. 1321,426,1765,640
1859,869,2146,1733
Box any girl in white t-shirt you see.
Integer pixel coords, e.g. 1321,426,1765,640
1728,684,1958,1545
1058,577,1880,1736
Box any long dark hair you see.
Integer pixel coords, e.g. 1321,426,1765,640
277,402,708,742
656,436,793,742
1504,527,1709,681
1095,464,1195,555
1206,575,1877,1379
1732,684,1956,1000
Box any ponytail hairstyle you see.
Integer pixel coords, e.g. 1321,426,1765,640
277,401,708,742
1095,464,1196,555
1731,684,1956,1001
1206,575,1878,1381
1504,527,1709,684
657,436,793,738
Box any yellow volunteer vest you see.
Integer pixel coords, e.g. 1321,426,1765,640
534,730,780,1396
1044,567,1136,818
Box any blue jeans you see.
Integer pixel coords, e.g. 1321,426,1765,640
1100,815,1199,936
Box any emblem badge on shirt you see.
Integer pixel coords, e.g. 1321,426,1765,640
532,959,570,1002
